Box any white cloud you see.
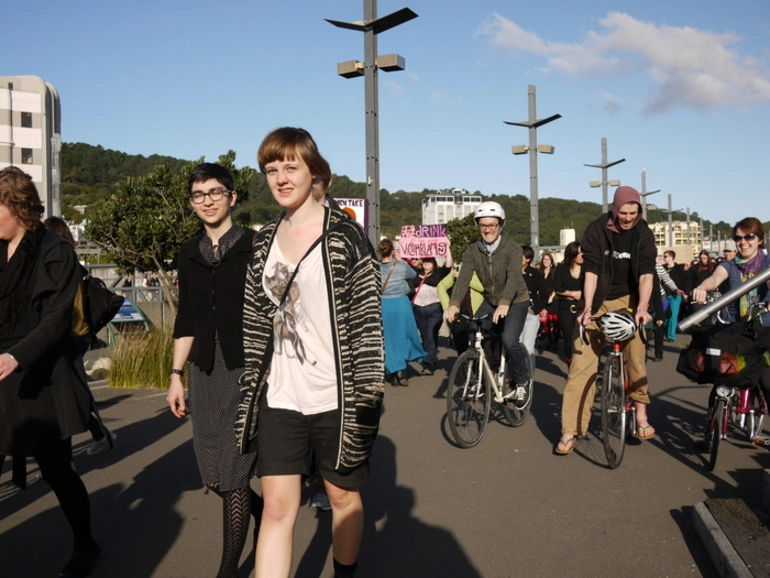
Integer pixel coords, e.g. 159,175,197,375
478,12,770,113
429,89,464,107
383,80,405,98
595,91,622,115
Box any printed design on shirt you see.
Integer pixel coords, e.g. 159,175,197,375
264,261,316,366
612,251,631,260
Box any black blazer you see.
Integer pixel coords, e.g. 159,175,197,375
173,229,254,373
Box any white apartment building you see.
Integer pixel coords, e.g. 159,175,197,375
649,220,702,261
422,188,482,225
0,75,62,217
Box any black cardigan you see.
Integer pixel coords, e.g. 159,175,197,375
173,228,254,373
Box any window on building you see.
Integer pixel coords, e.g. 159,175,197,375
21,112,32,128
21,149,33,164
8,83,13,90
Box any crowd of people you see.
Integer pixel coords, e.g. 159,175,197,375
2,147,768,578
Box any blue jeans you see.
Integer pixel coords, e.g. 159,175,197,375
413,302,443,366
478,300,530,384
665,294,682,340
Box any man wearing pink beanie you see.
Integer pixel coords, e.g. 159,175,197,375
555,186,657,455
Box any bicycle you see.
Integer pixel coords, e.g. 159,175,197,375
696,299,769,471
446,313,533,448
580,309,641,469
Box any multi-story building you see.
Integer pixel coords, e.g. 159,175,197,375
649,220,702,262
0,75,62,217
421,188,482,225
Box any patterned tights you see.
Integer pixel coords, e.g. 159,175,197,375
207,482,263,578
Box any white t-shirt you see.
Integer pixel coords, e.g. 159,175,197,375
263,240,337,415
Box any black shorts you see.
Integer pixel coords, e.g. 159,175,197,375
257,402,369,488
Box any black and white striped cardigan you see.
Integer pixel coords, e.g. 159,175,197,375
235,206,384,472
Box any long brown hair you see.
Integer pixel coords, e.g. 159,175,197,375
0,166,44,231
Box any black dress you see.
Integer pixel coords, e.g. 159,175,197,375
173,226,257,492
0,226,90,457
553,264,584,361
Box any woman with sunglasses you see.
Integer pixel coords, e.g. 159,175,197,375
692,218,770,325
691,218,770,449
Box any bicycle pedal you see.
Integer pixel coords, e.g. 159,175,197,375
750,436,770,446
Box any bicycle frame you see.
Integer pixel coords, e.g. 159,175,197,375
466,319,511,406
607,340,637,437
710,384,768,441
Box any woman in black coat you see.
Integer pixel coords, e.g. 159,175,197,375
553,241,584,367
0,167,99,577
166,163,262,578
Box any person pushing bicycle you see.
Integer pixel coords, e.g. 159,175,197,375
443,201,531,407
555,187,657,455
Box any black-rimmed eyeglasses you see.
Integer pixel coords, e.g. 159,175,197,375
190,188,231,204
733,234,758,243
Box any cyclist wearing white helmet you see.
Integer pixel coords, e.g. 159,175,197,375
556,186,656,455
443,201,532,403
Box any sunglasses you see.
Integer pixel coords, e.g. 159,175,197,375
732,234,758,243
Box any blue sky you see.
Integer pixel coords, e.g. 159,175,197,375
4,0,769,226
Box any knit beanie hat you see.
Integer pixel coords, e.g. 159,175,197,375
607,186,642,232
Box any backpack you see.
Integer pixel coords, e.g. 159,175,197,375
81,266,125,334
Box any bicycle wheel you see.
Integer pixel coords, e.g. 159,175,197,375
501,345,533,427
708,399,726,471
601,353,627,469
446,350,491,448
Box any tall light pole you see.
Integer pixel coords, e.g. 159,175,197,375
326,1,418,245
663,193,684,248
639,169,660,222
585,137,625,214
505,85,561,258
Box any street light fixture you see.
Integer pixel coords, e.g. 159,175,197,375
327,1,418,246
585,137,625,213
504,84,561,258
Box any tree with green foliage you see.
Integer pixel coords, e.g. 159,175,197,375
445,213,481,263
85,151,253,316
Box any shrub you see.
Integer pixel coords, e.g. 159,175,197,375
109,328,177,389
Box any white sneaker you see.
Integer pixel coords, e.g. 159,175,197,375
513,383,530,408
87,431,117,456
309,491,332,512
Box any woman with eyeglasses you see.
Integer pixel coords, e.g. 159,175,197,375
167,163,262,578
692,217,770,325
553,241,584,368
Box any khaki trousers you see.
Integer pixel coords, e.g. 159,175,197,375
560,295,650,436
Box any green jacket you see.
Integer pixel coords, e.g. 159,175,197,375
448,236,529,310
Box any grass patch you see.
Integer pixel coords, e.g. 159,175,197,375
109,328,177,389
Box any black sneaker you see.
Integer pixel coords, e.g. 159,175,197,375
58,540,100,578
421,362,435,375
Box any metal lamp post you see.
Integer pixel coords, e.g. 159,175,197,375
505,84,561,259
639,169,660,222
663,193,684,248
327,1,418,246
585,137,625,214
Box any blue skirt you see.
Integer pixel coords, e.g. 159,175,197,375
382,295,426,374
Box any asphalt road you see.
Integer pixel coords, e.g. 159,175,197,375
2,338,768,577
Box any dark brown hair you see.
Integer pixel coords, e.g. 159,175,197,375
733,217,764,246
0,166,44,231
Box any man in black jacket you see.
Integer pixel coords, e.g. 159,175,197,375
555,186,657,455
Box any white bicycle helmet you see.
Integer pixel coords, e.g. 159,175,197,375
598,309,637,341
474,201,506,226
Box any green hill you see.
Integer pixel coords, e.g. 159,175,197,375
61,142,736,245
